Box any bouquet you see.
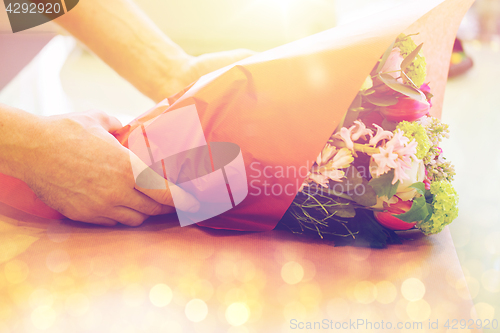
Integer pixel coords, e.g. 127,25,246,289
280,34,459,248
0,0,473,249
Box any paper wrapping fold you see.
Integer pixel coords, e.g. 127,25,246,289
0,0,474,229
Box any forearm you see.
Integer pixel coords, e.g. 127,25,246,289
54,0,191,102
0,104,45,181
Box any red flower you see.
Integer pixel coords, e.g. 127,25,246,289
374,198,417,230
380,97,430,122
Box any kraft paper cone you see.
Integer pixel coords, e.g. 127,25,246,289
0,0,474,228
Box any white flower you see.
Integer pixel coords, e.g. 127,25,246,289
330,148,354,169
369,124,393,146
396,158,426,201
316,144,337,166
370,158,426,208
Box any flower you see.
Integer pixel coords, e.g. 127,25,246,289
371,130,418,185
395,158,426,201
308,172,330,188
369,158,425,207
369,124,393,146
394,33,427,87
395,121,432,159
416,180,459,235
317,148,353,182
333,127,354,150
420,83,433,107
374,198,417,230
380,47,404,80
380,97,430,122
321,170,345,182
316,144,337,165
330,148,354,169
371,145,398,177
350,121,373,141
386,129,410,149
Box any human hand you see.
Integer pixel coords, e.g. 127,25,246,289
152,49,257,102
22,111,199,226
183,49,257,82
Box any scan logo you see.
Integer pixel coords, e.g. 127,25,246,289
4,0,79,33
127,104,248,226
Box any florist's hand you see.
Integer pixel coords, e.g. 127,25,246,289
23,111,199,226
183,49,257,82
154,49,257,102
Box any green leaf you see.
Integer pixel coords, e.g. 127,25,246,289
424,189,433,202
343,167,377,207
409,182,426,196
368,169,400,199
376,40,396,73
394,196,430,222
343,109,361,128
378,73,428,103
365,94,399,106
400,43,423,72
422,203,433,222
381,119,397,131
348,94,362,111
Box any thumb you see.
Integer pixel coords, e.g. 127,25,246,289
128,152,200,213
87,110,123,132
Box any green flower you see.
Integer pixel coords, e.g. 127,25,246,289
416,181,459,235
394,34,427,87
396,121,432,159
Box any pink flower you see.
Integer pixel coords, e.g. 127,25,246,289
381,97,430,122
380,47,404,80
369,124,393,146
333,127,354,150
333,120,373,150
350,121,373,141
386,130,410,150
372,130,418,184
372,145,398,177
420,83,433,107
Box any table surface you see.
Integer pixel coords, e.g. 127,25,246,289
0,201,481,333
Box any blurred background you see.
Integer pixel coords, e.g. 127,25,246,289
1,0,499,327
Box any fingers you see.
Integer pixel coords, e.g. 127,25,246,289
81,216,118,227
128,151,200,213
124,189,177,216
136,183,200,213
103,206,149,227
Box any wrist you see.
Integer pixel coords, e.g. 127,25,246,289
0,105,46,181
146,53,195,103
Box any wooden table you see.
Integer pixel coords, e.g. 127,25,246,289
0,202,481,333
